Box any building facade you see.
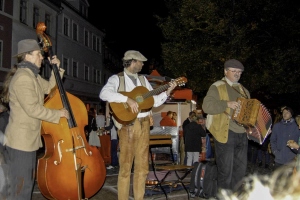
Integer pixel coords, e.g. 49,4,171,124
0,0,121,111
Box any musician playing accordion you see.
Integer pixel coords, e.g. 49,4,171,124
202,59,250,191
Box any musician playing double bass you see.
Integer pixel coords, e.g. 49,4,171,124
1,39,69,199
202,59,250,191
99,50,176,200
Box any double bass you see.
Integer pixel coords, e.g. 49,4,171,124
36,22,106,199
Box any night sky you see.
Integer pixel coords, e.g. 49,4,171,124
88,0,167,62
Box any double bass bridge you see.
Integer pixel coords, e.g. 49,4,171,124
54,136,90,165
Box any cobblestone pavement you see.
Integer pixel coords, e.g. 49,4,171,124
31,158,276,200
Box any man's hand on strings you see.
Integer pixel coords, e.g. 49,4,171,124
127,98,139,113
166,81,177,96
60,108,70,119
49,55,61,68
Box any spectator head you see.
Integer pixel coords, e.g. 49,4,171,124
282,106,293,120
166,111,173,117
188,111,196,119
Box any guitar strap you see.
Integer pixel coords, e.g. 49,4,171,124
112,72,147,130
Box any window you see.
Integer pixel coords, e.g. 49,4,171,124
0,40,3,67
72,61,78,77
45,13,51,35
104,74,107,84
96,37,101,53
79,2,87,18
0,0,4,11
93,69,97,83
72,23,78,41
33,6,39,28
63,57,69,75
20,0,27,24
84,65,89,81
63,17,69,36
92,35,96,51
84,29,89,46
92,35,101,52
97,70,101,84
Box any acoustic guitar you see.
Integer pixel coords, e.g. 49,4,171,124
109,77,187,127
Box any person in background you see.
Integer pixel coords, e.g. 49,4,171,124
184,115,207,166
99,50,176,200
87,107,100,148
202,59,250,191
96,109,105,131
172,112,178,125
0,103,9,151
218,167,300,200
0,103,9,133
257,135,271,169
105,114,119,170
180,111,196,165
270,106,300,171
1,39,69,199
295,115,300,129
160,111,176,126
182,111,196,129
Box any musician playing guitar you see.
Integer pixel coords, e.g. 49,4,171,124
100,50,177,200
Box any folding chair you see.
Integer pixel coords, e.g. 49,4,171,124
148,134,194,199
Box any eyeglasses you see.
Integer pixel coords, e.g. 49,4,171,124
227,69,243,74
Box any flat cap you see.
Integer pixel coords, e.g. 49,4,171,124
123,50,147,61
224,59,244,70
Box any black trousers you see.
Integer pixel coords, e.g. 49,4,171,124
5,146,36,200
214,130,248,191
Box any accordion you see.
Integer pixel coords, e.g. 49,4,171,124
232,98,272,144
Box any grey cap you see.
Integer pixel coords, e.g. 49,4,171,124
123,50,147,61
224,59,244,70
13,39,41,57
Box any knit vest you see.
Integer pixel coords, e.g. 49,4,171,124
206,81,231,143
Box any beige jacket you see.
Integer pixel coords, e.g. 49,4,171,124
4,67,64,151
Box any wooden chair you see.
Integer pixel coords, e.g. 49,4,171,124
147,134,194,199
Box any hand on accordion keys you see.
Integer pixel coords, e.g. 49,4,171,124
227,101,240,110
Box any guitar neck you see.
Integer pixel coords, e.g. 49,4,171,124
143,84,169,99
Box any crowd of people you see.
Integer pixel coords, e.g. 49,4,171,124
1,37,300,200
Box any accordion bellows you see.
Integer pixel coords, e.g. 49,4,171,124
232,98,272,144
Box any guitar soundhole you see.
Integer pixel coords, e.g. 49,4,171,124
135,96,144,103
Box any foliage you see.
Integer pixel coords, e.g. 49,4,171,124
156,0,300,98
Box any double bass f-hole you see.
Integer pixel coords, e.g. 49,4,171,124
36,22,106,200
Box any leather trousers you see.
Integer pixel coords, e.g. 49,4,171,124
117,116,150,200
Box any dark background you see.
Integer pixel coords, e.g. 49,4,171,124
88,0,167,62
87,1,300,114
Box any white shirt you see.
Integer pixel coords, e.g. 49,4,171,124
96,114,105,128
100,72,168,118
110,124,118,140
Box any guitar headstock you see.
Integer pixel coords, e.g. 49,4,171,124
173,77,187,86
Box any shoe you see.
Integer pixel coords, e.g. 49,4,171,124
106,165,114,169
265,164,269,169
258,162,262,167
